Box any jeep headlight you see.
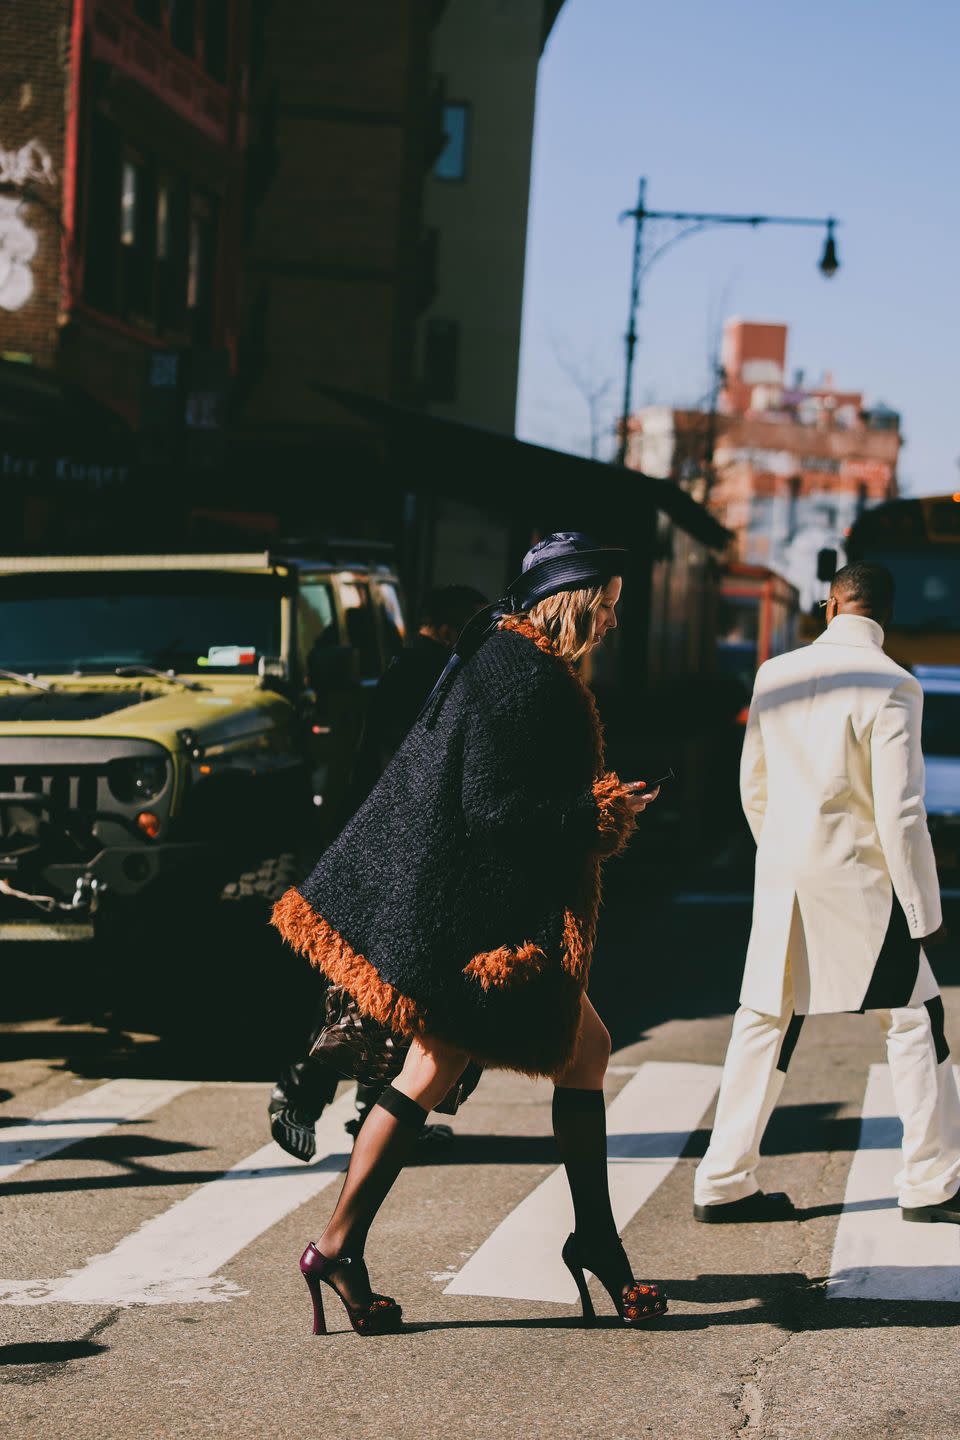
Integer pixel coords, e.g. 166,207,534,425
107,756,169,804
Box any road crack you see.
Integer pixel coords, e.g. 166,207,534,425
734,1326,798,1433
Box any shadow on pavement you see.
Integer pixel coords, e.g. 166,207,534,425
402,1271,960,1334
657,1271,960,1331
0,1340,110,1367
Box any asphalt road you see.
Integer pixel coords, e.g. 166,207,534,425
2,867,959,1440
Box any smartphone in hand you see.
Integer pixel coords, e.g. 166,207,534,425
625,767,675,791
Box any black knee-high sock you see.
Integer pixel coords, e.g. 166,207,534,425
552,1085,619,1245
318,1085,427,1308
553,1085,634,1294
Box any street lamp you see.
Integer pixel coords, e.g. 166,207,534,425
616,177,841,465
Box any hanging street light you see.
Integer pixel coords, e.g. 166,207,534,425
615,179,842,466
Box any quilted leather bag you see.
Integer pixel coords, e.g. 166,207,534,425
307,985,483,1114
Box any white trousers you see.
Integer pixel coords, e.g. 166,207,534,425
694,979,960,1209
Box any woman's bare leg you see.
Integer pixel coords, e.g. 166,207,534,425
392,1033,470,1111
554,994,612,1089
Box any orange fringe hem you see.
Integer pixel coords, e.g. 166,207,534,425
271,888,425,1039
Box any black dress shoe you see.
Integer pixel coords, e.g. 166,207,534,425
694,1191,795,1224
902,1188,960,1224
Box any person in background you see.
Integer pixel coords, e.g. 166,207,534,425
694,563,960,1226
351,585,488,801
270,583,488,1161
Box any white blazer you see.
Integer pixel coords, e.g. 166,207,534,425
739,612,942,1016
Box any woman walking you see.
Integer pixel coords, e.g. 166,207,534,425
272,532,666,1335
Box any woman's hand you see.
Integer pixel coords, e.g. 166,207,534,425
622,781,660,815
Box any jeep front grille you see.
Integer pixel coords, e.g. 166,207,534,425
0,766,103,815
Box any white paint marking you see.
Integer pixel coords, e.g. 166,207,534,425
0,921,94,942
0,1078,197,1183
827,1064,960,1301
0,1088,356,1306
445,1061,721,1303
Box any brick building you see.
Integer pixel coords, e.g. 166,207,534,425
235,0,566,600
2,1,567,575
628,319,901,609
0,0,250,543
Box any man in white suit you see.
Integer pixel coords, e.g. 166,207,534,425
694,563,960,1224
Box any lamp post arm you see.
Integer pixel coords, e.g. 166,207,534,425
625,207,838,230
615,182,839,468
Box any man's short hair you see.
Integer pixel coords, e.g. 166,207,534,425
419,584,488,632
830,561,896,619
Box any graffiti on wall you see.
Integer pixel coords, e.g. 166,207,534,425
0,199,40,311
0,138,57,312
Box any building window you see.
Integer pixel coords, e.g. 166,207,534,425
135,0,165,26
83,115,215,341
156,182,170,259
120,160,140,247
119,151,153,321
169,0,197,56
187,195,218,341
156,174,188,333
203,0,229,83
435,103,469,182
423,318,460,403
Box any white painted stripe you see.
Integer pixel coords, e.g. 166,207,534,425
0,1087,356,1307
0,1079,198,1183
0,922,94,942
827,1064,960,1302
445,1061,721,1303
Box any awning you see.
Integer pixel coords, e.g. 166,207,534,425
317,387,731,552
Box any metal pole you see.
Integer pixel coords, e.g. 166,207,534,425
616,176,645,467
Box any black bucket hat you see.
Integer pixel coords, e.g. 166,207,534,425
420,532,628,727
504,532,629,613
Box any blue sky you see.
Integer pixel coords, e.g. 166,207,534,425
516,0,960,496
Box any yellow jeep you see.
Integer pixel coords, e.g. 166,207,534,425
0,545,407,940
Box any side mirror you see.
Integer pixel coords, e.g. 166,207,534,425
816,547,838,583
258,655,289,692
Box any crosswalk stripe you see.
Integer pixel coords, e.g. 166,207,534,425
0,1079,199,1183
444,1061,722,1303
0,1087,357,1307
827,1064,960,1302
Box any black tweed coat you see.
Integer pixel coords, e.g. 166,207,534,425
272,617,635,1076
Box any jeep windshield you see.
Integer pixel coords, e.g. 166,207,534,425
0,572,284,675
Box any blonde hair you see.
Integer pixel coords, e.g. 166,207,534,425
521,585,607,663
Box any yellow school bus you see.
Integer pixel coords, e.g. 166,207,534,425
840,494,960,669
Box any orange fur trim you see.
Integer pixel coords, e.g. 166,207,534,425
463,941,549,990
271,888,425,1038
498,613,563,660
561,906,590,983
593,772,637,857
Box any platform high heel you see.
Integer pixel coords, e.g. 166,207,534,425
299,1243,402,1336
561,1233,667,1327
